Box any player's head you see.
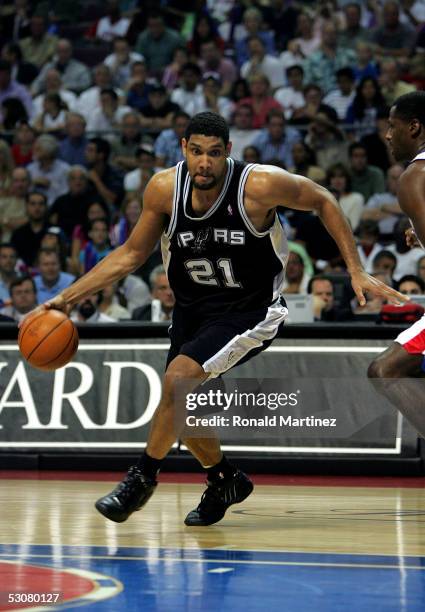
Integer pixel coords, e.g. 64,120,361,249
182,112,231,191
387,91,425,161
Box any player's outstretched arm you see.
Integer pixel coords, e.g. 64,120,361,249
397,164,425,251
247,166,407,306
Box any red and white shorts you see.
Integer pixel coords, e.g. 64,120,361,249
395,315,425,354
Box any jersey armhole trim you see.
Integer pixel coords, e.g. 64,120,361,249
238,164,272,238
164,162,183,239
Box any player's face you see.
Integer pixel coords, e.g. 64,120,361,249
386,107,411,162
183,135,231,191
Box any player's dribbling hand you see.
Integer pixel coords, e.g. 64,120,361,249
350,270,409,307
405,227,420,249
18,294,71,328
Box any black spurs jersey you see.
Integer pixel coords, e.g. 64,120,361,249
161,158,288,317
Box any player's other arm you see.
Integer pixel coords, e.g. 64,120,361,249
46,171,172,312
397,165,425,250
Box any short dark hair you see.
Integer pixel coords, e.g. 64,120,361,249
326,163,352,192
180,62,202,77
37,247,60,262
398,274,425,292
286,64,304,77
185,112,229,145
10,275,36,295
372,249,397,266
393,91,425,127
266,108,285,124
307,275,334,294
26,191,47,206
336,67,355,81
88,137,110,160
89,218,109,232
349,141,367,157
0,242,17,254
100,88,118,101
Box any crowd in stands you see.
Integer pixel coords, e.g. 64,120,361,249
0,0,424,324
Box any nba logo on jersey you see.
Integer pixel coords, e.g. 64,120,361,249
227,204,233,215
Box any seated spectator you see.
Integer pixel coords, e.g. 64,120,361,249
0,59,33,124
353,41,380,82
104,36,144,89
71,294,116,323
379,59,416,107
0,275,37,323
0,139,15,196
27,135,70,206
290,12,321,58
346,77,387,139
20,15,57,69
1,97,29,132
371,249,397,281
32,69,77,117
170,63,204,117
308,275,353,321
95,1,130,43
349,143,386,202
338,3,369,50
323,68,356,122
98,282,131,320
86,88,131,141
305,111,349,171
132,265,175,322
33,247,75,303
387,217,424,281
0,243,19,304
242,145,261,164
371,0,414,59
362,164,404,239
31,39,91,96
111,111,143,172
124,144,156,194
40,227,70,272
188,14,225,59
356,219,385,273
126,61,152,113
0,167,30,241
417,256,425,285
32,93,67,136
291,84,334,127
234,7,276,68
397,274,425,296
229,78,250,104
197,73,234,122
85,137,124,210
117,274,151,314
282,250,310,294
139,84,180,134
274,65,305,120
240,36,285,91
11,122,35,167
198,40,237,97
251,109,301,167
326,163,364,232
135,12,184,74
111,197,141,247
288,141,326,184
79,218,113,274
58,112,88,167
162,47,189,91
76,65,120,122
1,42,38,87
360,107,394,174
154,112,190,169
229,104,261,161
70,200,110,274
49,165,99,238
237,73,282,129
11,191,49,267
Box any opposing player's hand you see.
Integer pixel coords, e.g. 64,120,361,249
350,270,408,307
406,227,421,249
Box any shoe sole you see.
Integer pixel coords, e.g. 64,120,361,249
94,500,130,523
184,480,254,527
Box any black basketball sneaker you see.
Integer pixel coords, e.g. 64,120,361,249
95,466,157,523
184,470,254,526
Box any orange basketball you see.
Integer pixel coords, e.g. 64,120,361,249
18,309,79,371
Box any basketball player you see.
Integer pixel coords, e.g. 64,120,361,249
25,112,404,526
368,91,425,438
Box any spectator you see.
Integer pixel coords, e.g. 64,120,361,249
132,265,175,322
397,274,425,296
187,13,225,58
0,139,14,196
228,104,260,161
229,78,250,104
360,107,394,173
85,137,124,209
356,219,384,273
237,73,282,129
32,69,77,117
353,41,380,82
338,3,369,50
379,58,416,107
198,40,237,96
118,274,151,315
290,12,321,58
251,109,300,166
1,42,38,87
154,111,190,168
95,1,130,43
371,0,414,59
70,200,110,274
0,243,18,304
27,135,70,206
323,67,356,121
10,122,35,167
303,22,357,94
274,65,305,120
124,144,156,194
98,282,131,320
135,12,184,74
308,275,353,321
139,83,180,134
32,92,67,136
0,59,32,122
417,256,425,285
33,247,75,303
349,142,386,201
362,164,404,238
326,163,364,231
86,88,132,140
71,294,116,323
20,15,57,69
49,165,99,238
58,112,88,167
126,61,152,112
76,65,119,121
0,166,30,241
0,275,37,323
346,76,387,139
104,36,144,89
31,39,91,96
372,249,397,280
305,111,349,171
170,62,203,117
240,36,285,91
387,217,424,281
111,197,141,247
197,73,234,122
162,47,189,91
288,141,326,184
11,191,48,267
1,97,28,132
111,111,142,171
282,250,310,294
242,145,261,164
40,226,70,272
291,84,334,126
79,218,113,274
234,7,276,68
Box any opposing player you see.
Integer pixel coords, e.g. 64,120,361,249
26,112,405,526
368,91,425,437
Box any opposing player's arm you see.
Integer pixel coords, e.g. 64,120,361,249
47,170,173,311
397,165,425,250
